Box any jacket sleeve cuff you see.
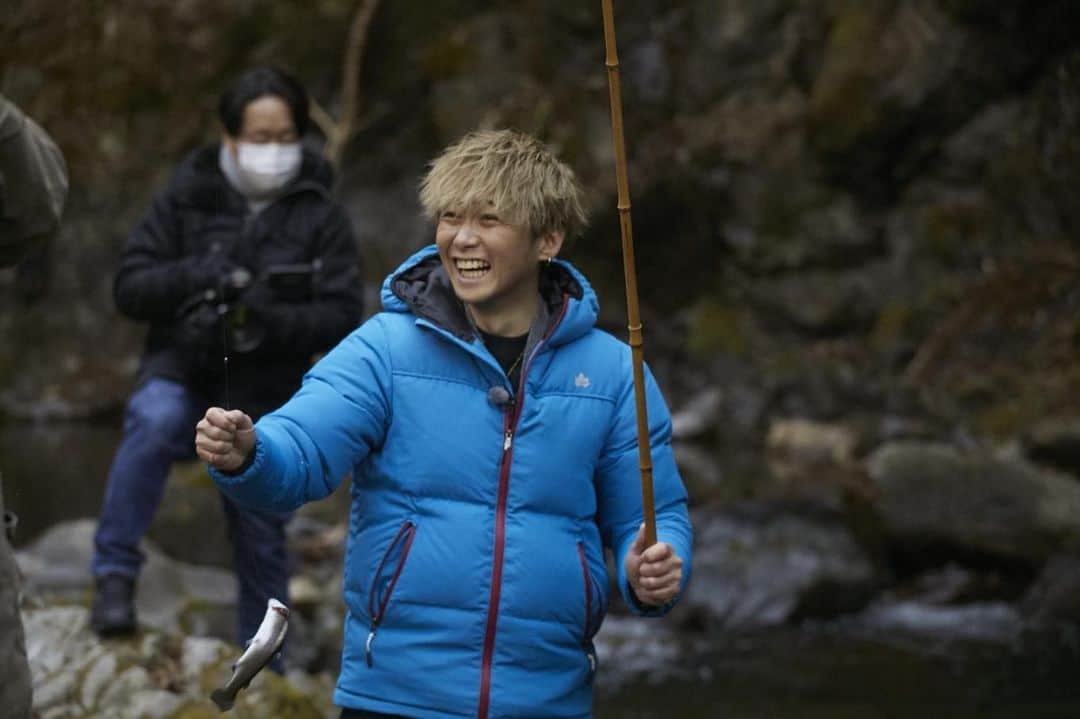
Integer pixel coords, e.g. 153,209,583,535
615,527,692,618
624,583,680,617
209,433,269,490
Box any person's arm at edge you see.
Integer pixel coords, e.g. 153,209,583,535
0,93,68,267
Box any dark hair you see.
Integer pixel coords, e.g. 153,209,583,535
217,66,310,138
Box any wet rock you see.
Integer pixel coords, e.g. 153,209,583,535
677,504,879,629
853,600,1023,643
866,442,1080,565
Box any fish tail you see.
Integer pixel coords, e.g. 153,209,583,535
210,688,235,712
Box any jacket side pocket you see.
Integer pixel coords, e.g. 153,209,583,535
365,520,417,666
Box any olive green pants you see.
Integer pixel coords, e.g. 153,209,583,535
0,478,32,719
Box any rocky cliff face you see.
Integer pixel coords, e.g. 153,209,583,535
2,0,1077,443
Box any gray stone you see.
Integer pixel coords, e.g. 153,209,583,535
24,607,94,677
31,669,78,714
867,441,1080,563
116,689,185,719
79,651,117,710
855,600,1023,643
14,520,95,594
180,635,230,684
40,704,84,719
678,505,879,628
97,666,156,711
17,519,236,636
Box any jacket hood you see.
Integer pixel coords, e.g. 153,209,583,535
380,244,599,347
169,143,333,211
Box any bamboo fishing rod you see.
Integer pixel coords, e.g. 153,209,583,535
601,0,657,547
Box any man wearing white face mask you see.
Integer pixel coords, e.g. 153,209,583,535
89,67,364,666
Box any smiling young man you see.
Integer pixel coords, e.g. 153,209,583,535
195,129,693,718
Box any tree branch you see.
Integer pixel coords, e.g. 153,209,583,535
314,0,380,168
309,97,337,142
341,0,380,135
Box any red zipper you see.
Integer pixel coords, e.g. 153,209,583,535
365,520,417,667
477,296,569,719
578,542,599,680
577,542,594,640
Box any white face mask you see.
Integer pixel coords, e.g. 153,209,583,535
235,142,303,194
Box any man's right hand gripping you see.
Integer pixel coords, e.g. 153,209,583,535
195,407,256,473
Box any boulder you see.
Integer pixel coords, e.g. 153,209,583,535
677,504,879,629
15,519,235,636
866,441,1080,564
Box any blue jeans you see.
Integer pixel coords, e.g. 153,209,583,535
92,378,290,654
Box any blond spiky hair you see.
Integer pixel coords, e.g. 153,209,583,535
419,129,588,239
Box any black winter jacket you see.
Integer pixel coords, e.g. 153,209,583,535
114,144,363,417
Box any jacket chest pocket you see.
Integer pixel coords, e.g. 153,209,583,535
365,520,418,667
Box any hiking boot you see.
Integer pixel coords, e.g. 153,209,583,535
90,574,136,637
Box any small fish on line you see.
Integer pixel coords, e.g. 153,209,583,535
210,598,289,712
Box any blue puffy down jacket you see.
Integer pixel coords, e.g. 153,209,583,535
212,245,693,718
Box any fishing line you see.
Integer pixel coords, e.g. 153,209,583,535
220,300,231,410
218,285,285,668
